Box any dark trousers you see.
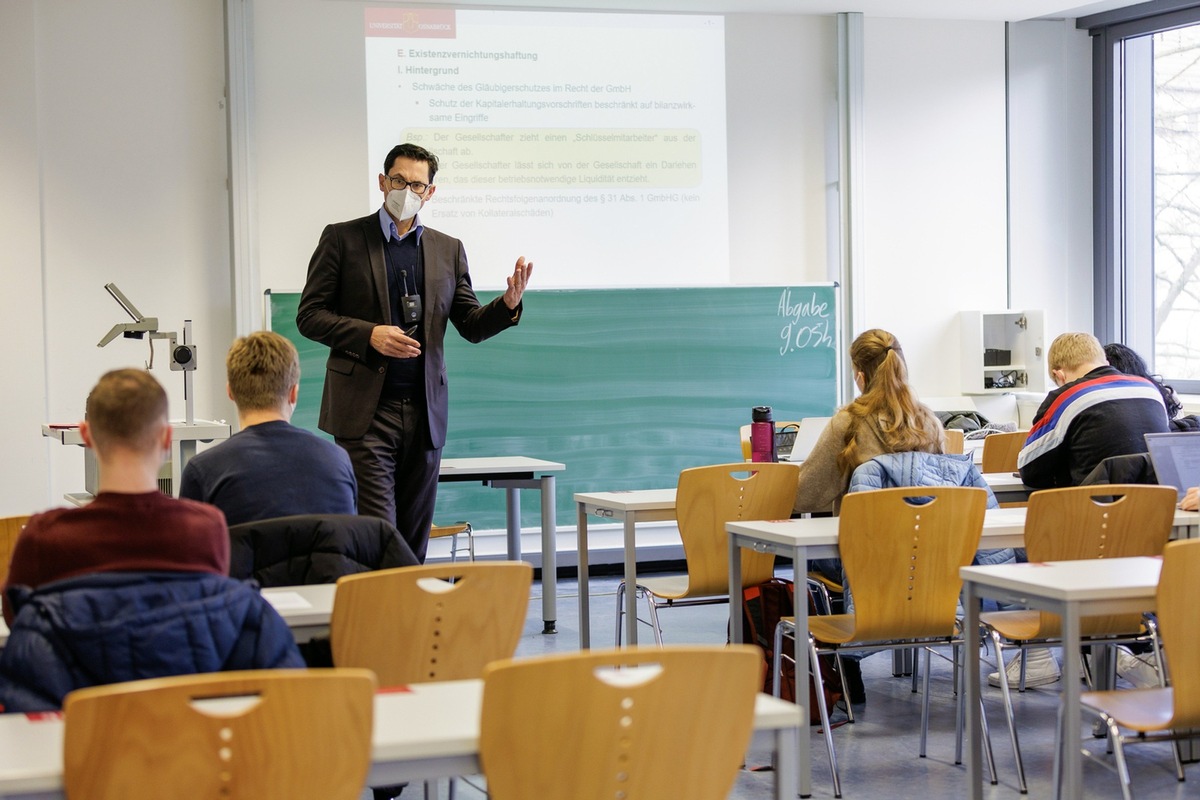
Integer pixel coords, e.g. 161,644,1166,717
337,396,441,562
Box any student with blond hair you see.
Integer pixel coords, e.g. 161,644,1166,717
180,331,357,526
1019,332,1169,489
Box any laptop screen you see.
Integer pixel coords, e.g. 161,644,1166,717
1144,432,1200,501
785,417,832,463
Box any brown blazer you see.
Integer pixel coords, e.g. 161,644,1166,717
296,213,519,446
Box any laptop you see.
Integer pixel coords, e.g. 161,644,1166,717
785,417,832,463
1144,431,1200,501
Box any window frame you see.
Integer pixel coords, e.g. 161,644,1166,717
1086,2,1200,394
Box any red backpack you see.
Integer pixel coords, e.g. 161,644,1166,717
741,577,842,723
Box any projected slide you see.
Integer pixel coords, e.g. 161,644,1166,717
365,8,728,289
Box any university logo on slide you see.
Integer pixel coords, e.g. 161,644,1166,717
365,7,456,39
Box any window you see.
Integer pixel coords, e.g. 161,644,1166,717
1088,3,1200,393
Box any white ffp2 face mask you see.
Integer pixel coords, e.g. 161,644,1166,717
386,188,423,222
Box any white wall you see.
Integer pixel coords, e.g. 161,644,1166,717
1008,18,1094,338
0,0,235,515
0,1,51,515
861,18,1009,396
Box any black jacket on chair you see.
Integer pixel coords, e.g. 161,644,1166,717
227,514,419,587
1080,453,1158,487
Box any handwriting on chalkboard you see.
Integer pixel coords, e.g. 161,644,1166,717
778,288,834,354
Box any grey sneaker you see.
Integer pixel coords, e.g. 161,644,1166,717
988,647,1060,688
1116,646,1161,689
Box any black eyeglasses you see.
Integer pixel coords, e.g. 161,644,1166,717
385,175,430,195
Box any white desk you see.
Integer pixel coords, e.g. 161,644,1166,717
0,679,803,800
961,557,1162,800
982,471,1033,504
575,488,677,647
439,457,565,633
723,506,1199,798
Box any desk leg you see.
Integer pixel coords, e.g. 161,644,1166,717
1059,603,1083,800
505,487,522,561
964,581,984,800
728,538,743,643
539,475,556,634
577,503,591,649
793,544,811,799
775,726,798,800
623,514,639,647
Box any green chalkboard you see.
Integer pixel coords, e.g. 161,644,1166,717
267,286,841,531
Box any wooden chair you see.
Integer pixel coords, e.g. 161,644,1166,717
63,668,376,800
480,645,761,800
772,487,992,798
1080,538,1200,799
0,515,30,588
980,430,1027,473
944,428,965,455
979,484,1178,793
330,561,532,686
739,420,802,461
615,462,799,645
332,562,531,800
429,521,474,563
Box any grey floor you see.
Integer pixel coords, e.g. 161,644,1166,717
369,567,1197,800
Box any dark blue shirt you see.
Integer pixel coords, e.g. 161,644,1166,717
179,420,358,526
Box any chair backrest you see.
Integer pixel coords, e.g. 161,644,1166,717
0,515,30,588
227,513,418,586
944,428,965,455
330,561,532,686
1158,539,1200,728
480,645,760,800
838,486,987,640
738,420,802,461
675,462,800,597
980,430,1028,473
63,668,375,800
1023,484,1178,635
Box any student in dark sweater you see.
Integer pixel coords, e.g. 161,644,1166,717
180,331,357,525
1019,333,1170,489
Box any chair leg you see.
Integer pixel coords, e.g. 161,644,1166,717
1106,717,1135,800
920,646,932,758
809,636,842,799
648,594,667,642
448,532,458,566
980,697,999,784
772,620,790,698
992,632,1029,794
614,580,626,646
448,777,457,800
912,646,921,694
833,651,855,724
956,643,964,765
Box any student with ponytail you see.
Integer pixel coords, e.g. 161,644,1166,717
793,328,944,515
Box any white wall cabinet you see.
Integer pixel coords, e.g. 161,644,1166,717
960,310,1046,394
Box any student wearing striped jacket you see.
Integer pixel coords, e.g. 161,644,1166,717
1018,332,1169,489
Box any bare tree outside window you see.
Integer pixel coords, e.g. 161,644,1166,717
1154,25,1200,381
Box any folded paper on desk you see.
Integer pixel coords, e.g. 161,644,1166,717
262,592,311,611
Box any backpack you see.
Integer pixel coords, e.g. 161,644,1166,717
742,577,842,723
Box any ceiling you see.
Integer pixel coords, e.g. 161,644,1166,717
413,0,1142,22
